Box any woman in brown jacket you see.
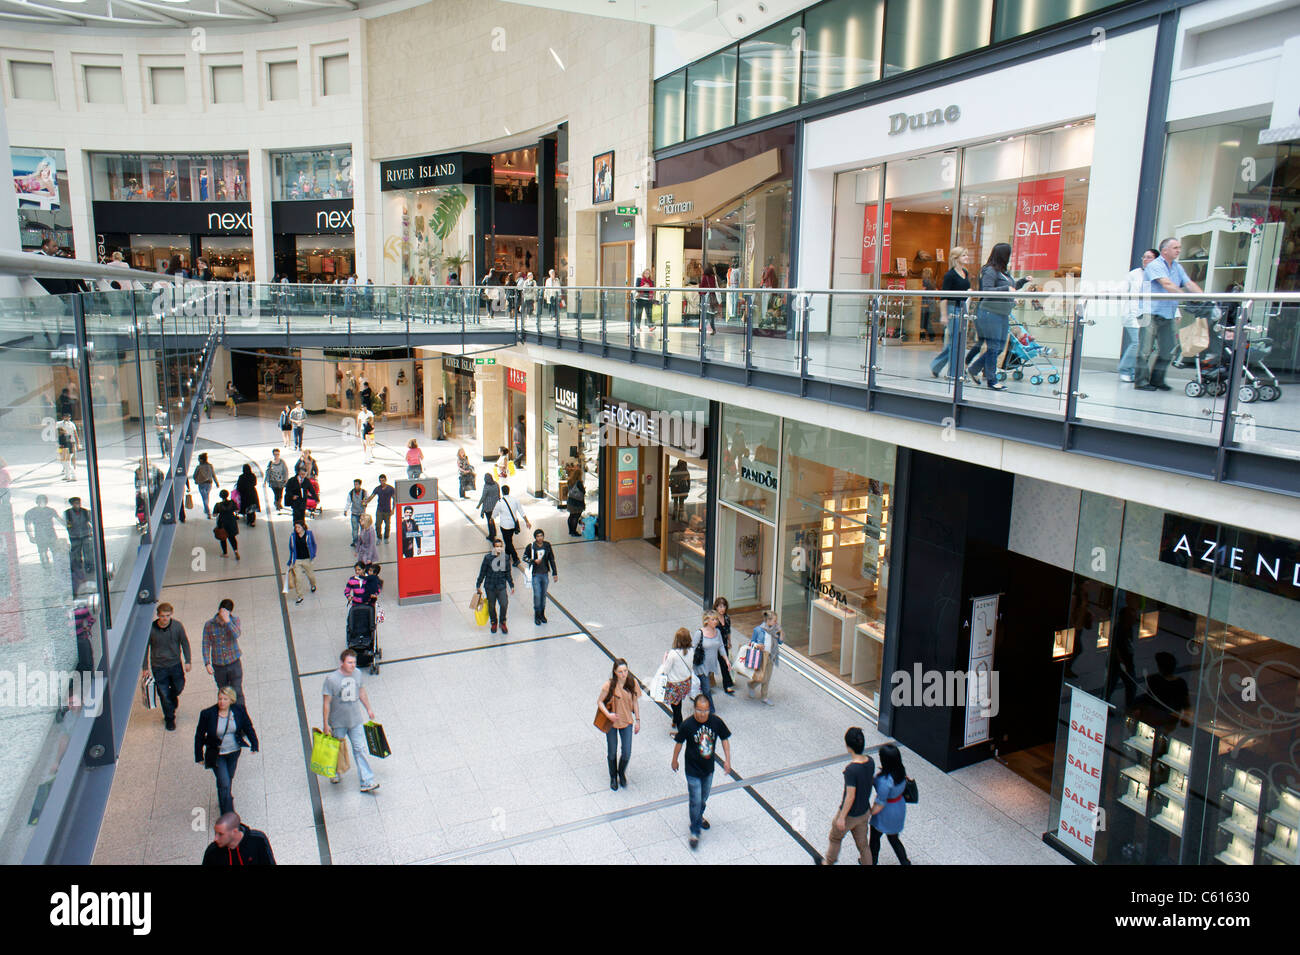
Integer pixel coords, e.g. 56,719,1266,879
597,657,641,791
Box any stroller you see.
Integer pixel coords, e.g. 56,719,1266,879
997,319,1061,386
346,602,381,675
1181,300,1282,403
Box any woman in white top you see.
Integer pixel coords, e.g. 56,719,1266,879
543,269,561,319
691,611,726,710
659,627,696,735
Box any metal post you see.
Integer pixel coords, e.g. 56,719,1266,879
866,294,880,396
1215,303,1254,479
1060,298,1090,450
575,289,583,350
744,290,754,380
952,296,969,413
661,292,669,366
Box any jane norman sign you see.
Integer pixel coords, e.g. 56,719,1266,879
657,194,693,214
1159,514,1300,601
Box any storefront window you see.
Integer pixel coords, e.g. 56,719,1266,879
129,234,189,273
271,147,354,200
654,71,686,150
737,17,802,123
295,234,355,282
686,48,738,140
494,147,538,205
664,454,709,597
775,419,896,703
1049,500,1300,865
382,185,475,285
993,0,1121,43
718,405,779,519
12,146,72,253
1154,119,1298,297
883,0,992,77
801,0,883,102
90,152,249,202
199,235,254,279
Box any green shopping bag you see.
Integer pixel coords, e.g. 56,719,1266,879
364,721,392,759
310,728,340,778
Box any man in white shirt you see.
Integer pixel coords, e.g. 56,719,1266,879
1118,248,1159,382
491,483,531,568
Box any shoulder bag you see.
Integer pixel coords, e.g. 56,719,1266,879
903,777,919,804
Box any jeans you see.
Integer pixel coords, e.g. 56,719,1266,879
930,318,961,376
869,826,911,865
293,426,304,450
686,771,714,837
212,750,240,815
197,483,213,517
1118,325,1140,377
406,465,421,479
152,663,185,722
333,722,375,787
975,308,1009,386
531,571,549,617
695,669,715,710
350,514,361,545
376,510,391,541
605,725,632,762
270,485,284,510
484,584,509,627
1135,315,1174,387
212,659,243,703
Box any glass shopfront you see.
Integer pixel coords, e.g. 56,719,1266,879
271,147,354,200
379,152,490,287
295,234,355,282
830,120,1094,340
715,405,780,616
1047,499,1300,866
543,364,604,530
440,356,477,442
128,234,190,273
90,152,249,201
199,235,254,279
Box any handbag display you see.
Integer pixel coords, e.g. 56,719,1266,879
363,721,391,758
309,728,340,777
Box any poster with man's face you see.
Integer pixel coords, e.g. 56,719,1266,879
401,503,438,558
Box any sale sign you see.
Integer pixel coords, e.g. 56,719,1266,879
1011,177,1064,272
1058,686,1108,860
861,202,892,273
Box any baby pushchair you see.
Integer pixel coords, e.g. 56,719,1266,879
1181,301,1282,403
346,603,381,674
997,320,1061,386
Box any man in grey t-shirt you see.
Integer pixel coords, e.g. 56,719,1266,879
322,648,379,792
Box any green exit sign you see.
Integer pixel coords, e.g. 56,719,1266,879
475,357,496,365
616,205,639,216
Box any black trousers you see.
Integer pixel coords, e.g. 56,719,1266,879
501,527,519,565
869,827,910,865
567,509,583,536
718,651,735,691
484,584,509,626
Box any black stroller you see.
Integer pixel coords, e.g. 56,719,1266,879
346,603,382,675
1182,300,1282,403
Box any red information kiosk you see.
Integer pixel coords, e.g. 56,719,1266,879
396,478,441,605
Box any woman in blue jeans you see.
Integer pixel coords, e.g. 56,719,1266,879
597,659,641,792
930,246,973,378
973,242,1033,391
194,686,259,816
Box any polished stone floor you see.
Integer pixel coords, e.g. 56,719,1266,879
92,407,1067,865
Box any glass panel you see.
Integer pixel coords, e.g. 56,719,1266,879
654,72,686,150
89,153,249,202
993,0,1121,43
271,147,354,200
664,454,708,598
12,146,73,254
737,17,802,123
686,48,737,140
801,0,884,102
775,418,897,703
718,405,779,519
381,185,475,286
715,504,773,613
883,0,993,77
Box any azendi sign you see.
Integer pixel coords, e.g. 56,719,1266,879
1159,514,1300,601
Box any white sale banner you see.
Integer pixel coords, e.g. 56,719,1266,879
1058,687,1108,860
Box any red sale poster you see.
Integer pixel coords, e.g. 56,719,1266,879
861,202,892,273
1011,177,1065,272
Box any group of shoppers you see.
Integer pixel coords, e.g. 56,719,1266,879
191,452,262,560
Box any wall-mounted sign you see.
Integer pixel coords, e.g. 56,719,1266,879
739,458,778,492
600,399,707,459
861,202,892,274
272,198,355,234
1159,514,1300,601
648,148,781,226
91,200,253,235
656,193,693,215
554,365,584,418
379,152,491,191
1058,686,1108,861
615,446,638,519
616,205,639,216
442,356,476,374
506,367,526,394
474,357,497,365
963,594,998,748
1011,177,1065,272
888,104,960,136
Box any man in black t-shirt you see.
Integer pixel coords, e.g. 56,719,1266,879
367,475,396,542
672,694,732,849
823,727,876,865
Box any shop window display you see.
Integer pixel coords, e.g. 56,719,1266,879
664,454,708,598
382,185,475,286
91,152,249,202
271,147,354,200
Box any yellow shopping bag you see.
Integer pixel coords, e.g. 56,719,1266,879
310,728,340,778
508,460,517,476
474,600,490,627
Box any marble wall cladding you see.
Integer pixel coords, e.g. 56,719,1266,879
1007,474,1081,573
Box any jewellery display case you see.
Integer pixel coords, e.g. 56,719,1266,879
1264,788,1300,865
1215,766,1263,865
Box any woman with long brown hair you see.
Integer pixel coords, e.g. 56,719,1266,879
596,657,641,791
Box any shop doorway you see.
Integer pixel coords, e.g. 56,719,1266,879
601,241,633,288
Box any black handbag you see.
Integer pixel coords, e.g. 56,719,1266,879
903,777,919,804
692,632,705,669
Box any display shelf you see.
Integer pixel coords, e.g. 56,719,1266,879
1152,810,1185,837
1263,841,1298,865
851,620,884,686
1215,847,1253,866
1266,789,1300,830
1120,765,1150,787
1118,792,1148,815
1217,815,1257,843
1223,785,1262,812
1158,751,1191,776
1156,782,1187,806
1124,733,1156,758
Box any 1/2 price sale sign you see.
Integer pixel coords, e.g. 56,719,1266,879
1011,177,1065,272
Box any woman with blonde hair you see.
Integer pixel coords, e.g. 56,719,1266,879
691,610,726,710
355,512,379,564
405,438,424,479
930,246,973,378
194,685,259,815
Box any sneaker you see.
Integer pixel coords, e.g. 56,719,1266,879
360,781,381,793
330,776,340,785
1119,374,1135,383
164,719,176,731
700,819,710,830
689,837,699,850
1134,383,1157,391
1153,383,1172,392
295,596,304,604
540,614,547,623
311,584,316,592
762,698,775,706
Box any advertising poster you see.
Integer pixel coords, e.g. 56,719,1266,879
1011,176,1065,272
396,479,441,604
1058,686,1108,861
615,447,637,519
861,202,892,273
12,149,60,209
400,503,437,559
963,594,998,748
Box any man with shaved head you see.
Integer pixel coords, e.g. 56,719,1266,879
202,812,276,866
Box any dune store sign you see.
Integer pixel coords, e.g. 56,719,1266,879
1159,515,1300,601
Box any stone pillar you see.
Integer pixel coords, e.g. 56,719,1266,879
300,347,329,414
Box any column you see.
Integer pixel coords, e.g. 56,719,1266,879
248,147,275,284
537,135,558,280
300,347,329,414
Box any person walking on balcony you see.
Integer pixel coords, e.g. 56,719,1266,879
1119,249,1160,382
1135,238,1201,392
970,242,1033,391
635,269,655,333
699,267,719,335
930,247,973,379
544,269,561,320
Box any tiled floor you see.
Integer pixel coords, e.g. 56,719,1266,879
93,405,1068,865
